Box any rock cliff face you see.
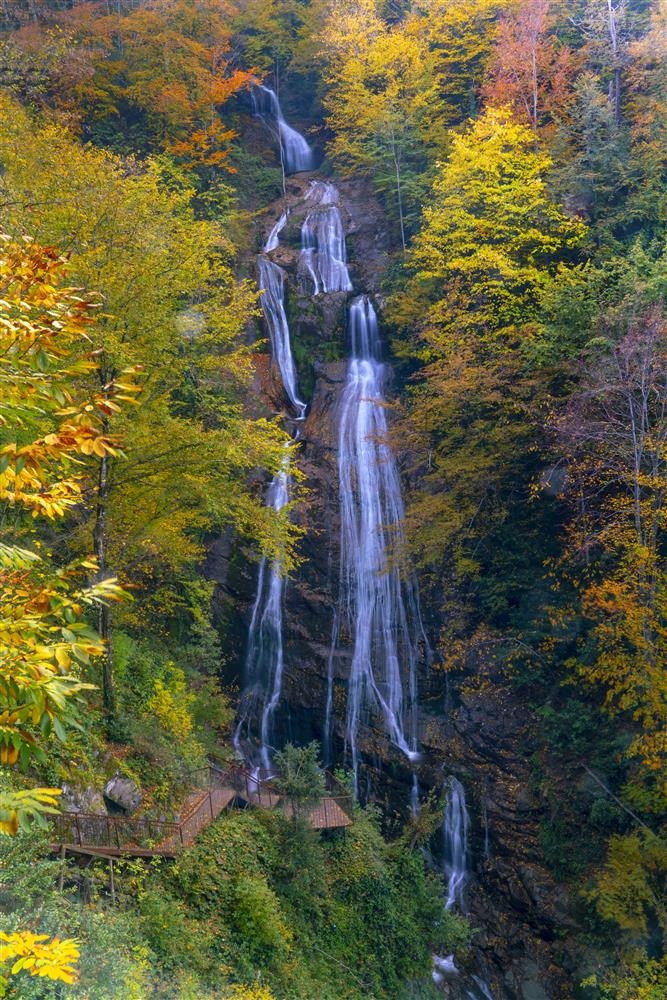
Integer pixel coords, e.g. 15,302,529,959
212,176,580,1000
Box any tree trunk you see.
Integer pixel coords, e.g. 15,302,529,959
94,434,116,720
531,41,539,144
391,131,406,252
606,0,621,125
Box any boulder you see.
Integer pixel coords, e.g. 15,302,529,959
104,774,142,815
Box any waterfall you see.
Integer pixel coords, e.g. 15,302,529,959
235,205,304,765
258,214,306,419
240,118,427,798
443,777,470,911
234,456,290,768
334,295,423,791
468,977,496,1000
252,84,314,175
264,210,288,252
300,181,353,294
434,779,497,999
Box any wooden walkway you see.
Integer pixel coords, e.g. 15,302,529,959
51,764,352,859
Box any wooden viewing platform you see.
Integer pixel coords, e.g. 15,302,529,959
51,764,353,859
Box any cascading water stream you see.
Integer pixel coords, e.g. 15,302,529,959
234,454,291,769
239,116,427,802
332,295,424,791
431,778,469,987
251,84,314,175
258,212,306,419
234,214,304,765
444,777,470,912
468,978,496,1000
235,93,499,999
300,181,353,295
237,176,353,767
258,259,306,418
432,779,497,999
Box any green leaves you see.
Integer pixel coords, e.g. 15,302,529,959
0,787,61,836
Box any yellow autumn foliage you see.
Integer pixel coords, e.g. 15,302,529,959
228,986,276,1000
0,931,79,985
146,668,195,741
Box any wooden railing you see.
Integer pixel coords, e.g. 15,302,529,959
51,811,183,851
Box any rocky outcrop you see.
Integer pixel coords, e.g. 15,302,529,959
419,676,578,999
61,783,107,816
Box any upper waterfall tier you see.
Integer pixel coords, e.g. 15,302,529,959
300,181,353,294
252,84,315,175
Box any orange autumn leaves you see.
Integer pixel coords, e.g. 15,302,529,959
0,238,139,990
9,0,256,168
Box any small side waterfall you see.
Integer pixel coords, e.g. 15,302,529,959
443,777,470,911
300,181,353,294
258,213,306,419
468,977,496,1000
235,457,290,768
258,258,306,418
235,215,302,765
252,84,314,175
334,296,423,790
433,780,497,999
264,210,288,252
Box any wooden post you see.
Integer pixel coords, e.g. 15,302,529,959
109,859,116,906
74,813,81,846
58,845,66,892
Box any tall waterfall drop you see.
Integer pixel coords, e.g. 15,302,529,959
333,296,424,789
443,777,470,911
237,174,356,767
252,84,315,175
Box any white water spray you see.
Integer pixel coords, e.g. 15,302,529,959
235,204,304,765
235,456,291,768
